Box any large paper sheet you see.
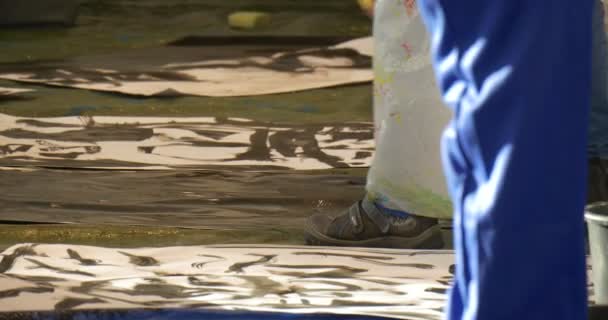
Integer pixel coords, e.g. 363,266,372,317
0,114,374,170
0,244,452,320
0,38,373,98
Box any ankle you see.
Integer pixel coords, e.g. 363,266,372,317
375,202,411,219
362,195,411,219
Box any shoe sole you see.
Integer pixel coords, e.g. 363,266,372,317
304,221,444,249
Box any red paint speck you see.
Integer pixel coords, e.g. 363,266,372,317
404,0,416,16
401,42,413,58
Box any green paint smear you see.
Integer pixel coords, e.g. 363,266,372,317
0,80,372,123
371,178,453,219
0,224,304,250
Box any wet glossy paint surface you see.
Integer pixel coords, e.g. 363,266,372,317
0,0,375,248
0,309,404,320
0,3,453,319
0,244,453,320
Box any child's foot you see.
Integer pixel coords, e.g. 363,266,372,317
305,197,444,249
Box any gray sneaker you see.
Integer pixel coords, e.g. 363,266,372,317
305,198,444,249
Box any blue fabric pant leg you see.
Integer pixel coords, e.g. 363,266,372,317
590,0,608,158
416,1,592,319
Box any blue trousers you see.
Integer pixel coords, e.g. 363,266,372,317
591,0,608,158
417,1,592,319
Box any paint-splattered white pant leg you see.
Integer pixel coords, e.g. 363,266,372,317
366,0,452,219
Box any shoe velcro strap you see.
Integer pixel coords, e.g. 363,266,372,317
361,197,391,234
347,202,365,234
